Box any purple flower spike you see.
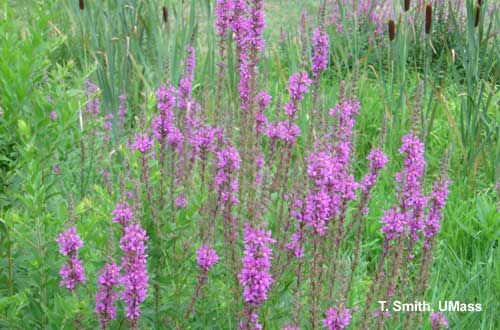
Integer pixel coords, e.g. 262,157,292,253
95,263,121,328
196,245,219,272
430,312,449,330
323,307,352,330
56,227,84,256
112,202,134,227
312,27,329,82
284,71,312,118
361,149,388,192
239,224,275,306
133,134,153,154
59,257,86,290
120,224,149,320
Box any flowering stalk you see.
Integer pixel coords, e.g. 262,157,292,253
430,312,449,330
95,263,121,329
239,224,275,330
214,0,234,118
119,223,149,328
56,227,86,291
323,306,352,330
346,149,388,299
183,245,219,321
214,144,241,295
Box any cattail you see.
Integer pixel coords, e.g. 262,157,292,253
475,5,481,27
79,0,84,10
162,6,168,24
425,4,432,34
404,0,410,12
477,0,482,5
388,20,396,41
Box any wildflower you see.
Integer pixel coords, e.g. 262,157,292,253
239,224,275,306
179,44,196,115
214,146,241,205
196,245,219,272
380,209,406,243
361,149,388,192
84,80,100,117
430,312,449,330
312,27,329,82
323,307,352,330
239,223,274,329
133,134,153,154
56,227,85,290
59,257,86,290
120,223,149,320
95,263,121,329
397,132,429,242
175,193,187,209
282,324,300,330
215,0,234,37
423,177,450,248
255,90,271,134
118,94,127,127
112,202,134,227
284,71,312,118
50,111,57,121
56,227,83,256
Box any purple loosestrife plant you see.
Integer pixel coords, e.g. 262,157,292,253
214,143,242,290
282,324,300,330
196,245,219,273
183,245,220,322
84,80,100,118
323,307,352,330
423,177,450,249
112,202,133,228
95,263,121,329
56,227,85,290
430,312,449,330
239,223,275,330
311,27,329,84
119,223,149,325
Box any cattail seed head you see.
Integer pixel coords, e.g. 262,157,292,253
404,0,410,12
425,4,432,34
388,20,396,41
162,6,168,24
475,5,481,27
79,0,84,10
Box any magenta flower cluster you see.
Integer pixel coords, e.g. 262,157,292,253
361,149,389,192
133,134,153,154
267,72,311,144
323,307,352,330
430,312,449,329
239,224,275,306
112,202,134,227
196,245,219,272
56,227,86,290
95,263,121,328
312,27,329,82
119,223,149,320
215,145,241,206
153,84,183,151
423,177,450,248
